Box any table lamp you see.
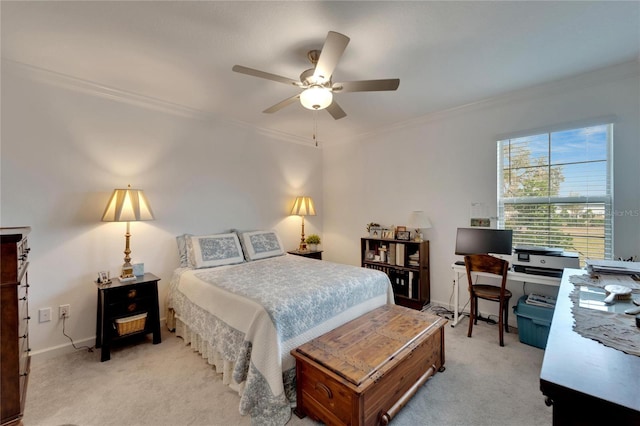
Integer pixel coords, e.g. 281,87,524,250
408,210,432,242
102,185,155,281
290,196,316,251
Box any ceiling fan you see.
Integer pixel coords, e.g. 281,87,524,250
232,31,400,120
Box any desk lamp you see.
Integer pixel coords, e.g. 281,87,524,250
408,210,432,242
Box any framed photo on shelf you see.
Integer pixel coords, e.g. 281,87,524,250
381,229,394,239
369,227,382,238
396,230,411,241
396,226,407,232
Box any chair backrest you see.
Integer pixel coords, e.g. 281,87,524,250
464,254,510,293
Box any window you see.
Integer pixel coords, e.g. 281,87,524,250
498,124,613,263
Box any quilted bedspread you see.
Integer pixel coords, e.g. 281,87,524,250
167,254,393,425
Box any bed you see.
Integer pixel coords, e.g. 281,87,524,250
166,230,394,425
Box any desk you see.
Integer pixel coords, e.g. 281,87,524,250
540,269,640,424
451,263,560,327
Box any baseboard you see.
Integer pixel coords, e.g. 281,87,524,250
29,337,97,361
30,317,167,362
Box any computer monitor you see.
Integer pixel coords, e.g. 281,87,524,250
455,228,513,255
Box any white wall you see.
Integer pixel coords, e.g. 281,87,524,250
323,60,640,324
1,61,322,354
3,57,638,354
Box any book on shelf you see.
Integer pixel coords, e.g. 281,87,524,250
396,244,405,267
388,243,396,265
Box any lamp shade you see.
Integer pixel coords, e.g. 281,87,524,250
290,196,316,216
408,210,432,229
102,185,155,222
299,86,333,110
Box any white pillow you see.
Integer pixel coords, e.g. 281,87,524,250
239,230,285,261
189,233,245,268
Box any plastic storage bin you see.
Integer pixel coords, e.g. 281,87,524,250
513,295,554,349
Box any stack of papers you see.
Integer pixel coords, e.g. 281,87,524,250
586,259,640,276
525,293,557,308
408,253,419,267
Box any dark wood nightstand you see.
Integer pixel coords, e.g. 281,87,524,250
288,249,323,260
95,273,161,362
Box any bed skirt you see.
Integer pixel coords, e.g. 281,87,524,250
167,307,294,426
174,315,245,392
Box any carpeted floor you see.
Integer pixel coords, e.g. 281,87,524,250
23,313,552,426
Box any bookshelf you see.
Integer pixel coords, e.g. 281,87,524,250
360,238,430,310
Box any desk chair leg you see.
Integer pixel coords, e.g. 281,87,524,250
474,297,479,325
467,295,475,338
504,301,510,333
498,304,505,347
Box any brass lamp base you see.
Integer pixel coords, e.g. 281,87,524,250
298,215,308,252
119,262,136,282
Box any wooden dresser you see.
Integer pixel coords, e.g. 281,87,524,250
1,227,31,426
292,304,446,426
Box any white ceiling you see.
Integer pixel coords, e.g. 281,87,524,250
2,1,639,145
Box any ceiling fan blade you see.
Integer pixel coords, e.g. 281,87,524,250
313,31,350,83
333,79,400,93
232,65,301,87
326,101,347,120
263,94,300,114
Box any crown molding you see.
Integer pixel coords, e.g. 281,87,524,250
5,57,638,149
2,58,317,147
337,58,640,146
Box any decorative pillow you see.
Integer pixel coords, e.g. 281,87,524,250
175,234,193,267
239,230,285,261
189,233,245,268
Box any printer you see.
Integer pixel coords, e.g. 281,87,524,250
511,245,580,278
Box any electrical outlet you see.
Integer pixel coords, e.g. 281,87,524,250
59,304,70,319
39,307,52,323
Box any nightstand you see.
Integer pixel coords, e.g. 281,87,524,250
288,249,323,260
95,273,161,362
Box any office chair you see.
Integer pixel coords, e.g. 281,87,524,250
464,254,512,346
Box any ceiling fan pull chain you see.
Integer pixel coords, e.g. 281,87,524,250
313,112,318,147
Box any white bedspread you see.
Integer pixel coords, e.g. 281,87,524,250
167,254,393,425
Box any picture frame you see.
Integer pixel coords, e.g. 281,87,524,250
396,230,411,241
381,229,395,239
369,227,382,238
396,226,407,232
97,270,111,284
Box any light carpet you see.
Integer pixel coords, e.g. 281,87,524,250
23,315,552,425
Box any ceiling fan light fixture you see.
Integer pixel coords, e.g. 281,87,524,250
300,85,332,110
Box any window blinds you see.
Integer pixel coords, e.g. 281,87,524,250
498,124,613,264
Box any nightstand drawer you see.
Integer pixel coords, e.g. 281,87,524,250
107,283,155,300
108,298,151,317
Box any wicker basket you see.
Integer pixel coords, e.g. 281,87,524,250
115,313,147,336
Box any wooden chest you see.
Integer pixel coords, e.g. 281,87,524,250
291,304,446,426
